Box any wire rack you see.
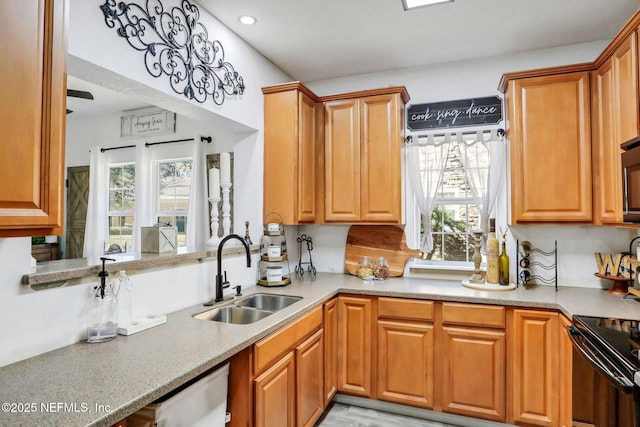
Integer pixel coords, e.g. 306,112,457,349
516,240,558,290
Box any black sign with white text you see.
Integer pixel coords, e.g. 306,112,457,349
407,96,503,131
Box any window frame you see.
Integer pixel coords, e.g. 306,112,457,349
107,161,136,253
407,129,498,271
153,156,193,248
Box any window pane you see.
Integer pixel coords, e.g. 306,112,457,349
443,233,471,261
109,163,135,213
109,190,122,211
108,215,134,251
158,159,192,214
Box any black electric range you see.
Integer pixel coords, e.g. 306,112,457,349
569,316,640,393
570,315,640,426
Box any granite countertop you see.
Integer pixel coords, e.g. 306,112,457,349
2,272,640,427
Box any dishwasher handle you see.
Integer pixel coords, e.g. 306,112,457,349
567,325,634,393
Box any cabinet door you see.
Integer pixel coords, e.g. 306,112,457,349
296,329,324,427
297,92,318,223
263,85,318,224
615,30,639,143
558,315,577,427
0,0,66,236
324,298,338,404
508,72,592,223
337,295,372,397
360,94,402,223
509,309,559,427
254,351,295,427
593,60,622,223
377,320,434,408
324,99,360,222
441,326,505,422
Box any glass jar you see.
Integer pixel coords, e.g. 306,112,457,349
374,257,390,280
357,256,374,279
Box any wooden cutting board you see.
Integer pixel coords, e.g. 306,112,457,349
345,225,424,277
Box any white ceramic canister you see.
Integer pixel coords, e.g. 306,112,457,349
267,244,281,258
266,266,283,283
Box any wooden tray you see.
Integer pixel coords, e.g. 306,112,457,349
344,225,423,277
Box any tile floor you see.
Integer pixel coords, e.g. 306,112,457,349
316,402,460,427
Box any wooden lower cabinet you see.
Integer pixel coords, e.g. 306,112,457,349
230,297,576,427
337,295,373,397
377,320,434,408
558,315,573,427
441,326,506,422
508,309,560,427
296,329,325,427
254,351,296,427
324,298,338,404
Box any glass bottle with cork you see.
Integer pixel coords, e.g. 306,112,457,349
485,219,499,284
499,227,510,286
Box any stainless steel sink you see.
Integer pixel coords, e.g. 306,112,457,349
193,306,272,324
193,293,303,324
236,293,302,311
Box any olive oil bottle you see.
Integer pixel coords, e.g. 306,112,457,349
499,228,510,286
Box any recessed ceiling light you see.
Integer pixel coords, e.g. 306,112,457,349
238,15,257,25
402,0,454,10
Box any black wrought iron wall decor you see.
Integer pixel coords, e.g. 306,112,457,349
100,0,245,106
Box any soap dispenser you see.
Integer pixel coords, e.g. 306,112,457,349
87,257,118,343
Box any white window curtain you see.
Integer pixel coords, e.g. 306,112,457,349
186,135,209,248
457,129,505,234
132,142,153,253
83,147,109,260
407,134,452,253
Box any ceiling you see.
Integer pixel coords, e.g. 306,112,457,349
66,75,151,120
68,0,640,117
198,0,640,82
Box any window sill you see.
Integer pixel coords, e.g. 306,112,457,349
22,244,260,291
408,262,477,281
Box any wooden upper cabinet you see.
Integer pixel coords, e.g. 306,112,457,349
360,94,403,222
614,30,639,143
263,83,322,225
593,30,639,224
593,59,621,224
324,99,361,222
505,70,592,223
263,84,407,225
324,88,408,224
0,0,67,237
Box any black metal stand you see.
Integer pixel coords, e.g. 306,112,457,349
295,234,316,279
516,240,558,290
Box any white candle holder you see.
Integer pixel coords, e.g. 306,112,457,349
208,196,221,246
221,182,232,237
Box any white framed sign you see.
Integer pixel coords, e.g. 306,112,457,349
121,107,176,139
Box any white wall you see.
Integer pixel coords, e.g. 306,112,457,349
301,40,637,288
0,0,290,368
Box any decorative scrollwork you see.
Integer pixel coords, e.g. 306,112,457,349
100,0,245,106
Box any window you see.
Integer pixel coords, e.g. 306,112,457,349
156,158,193,248
416,134,489,266
108,163,135,252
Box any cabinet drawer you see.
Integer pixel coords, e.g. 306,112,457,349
441,302,505,328
254,306,323,373
378,297,434,321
